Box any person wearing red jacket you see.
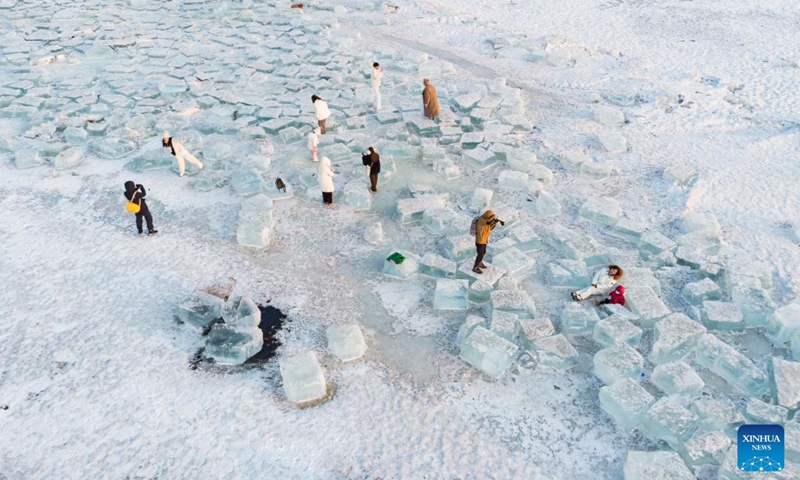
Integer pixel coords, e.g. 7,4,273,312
596,285,626,307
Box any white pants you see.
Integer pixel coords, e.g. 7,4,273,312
574,284,613,301
372,85,382,111
311,146,318,162
176,151,203,176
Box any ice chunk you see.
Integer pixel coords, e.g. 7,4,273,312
535,190,561,216
624,451,695,480
433,158,461,180
491,289,536,320
652,360,704,397
433,279,469,310
663,165,698,186
601,303,640,322
694,333,769,396
579,197,621,225
382,251,419,279
643,397,699,449
92,138,135,159
423,207,459,234
611,218,647,242
417,253,457,279
460,326,518,378
468,280,493,304
53,148,83,170
533,334,578,369
490,310,520,342
683,278,722,304
506,150,537,172
363,222,384,244
457,262,507,286
682,212,722,234
177,290,225,328
767,302,800,344
557,150,590,171
460,131,485,149
650,313,706,364
732,281,775,327
592,343,644,385
547,260,590,288
397,194,448,223
593,315,642,348
638,230,677,255
509,225,542,252
223,297,261,327
343,181,372,211
626,286,671,327
63,126,88,145
561,303,602,335
677,230,722,255
620,268,660,295
599,378,655,433
236,222,271,248
326,324,367,362
744,398,787,425
787,422,800,464
239,194,274,224
456,315,486,347
579,160,614,181
462,147,497,170
598,130,628,153
518,318,555,350
490,247,536,279
497,170,529,190
470,188,493,213
594,106,625,126
447,234,479,263
771,357,800,410
279,352,328,405
690,398,745,435
230,169,263,197
679,429,731,467
453,91,483,112
406,118,440,137
205,325,263,365
701,300,744,331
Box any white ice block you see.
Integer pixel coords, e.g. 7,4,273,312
343,181,372,211
177,290,225,328
462,147,497,170
457,262,507,287
279,352,327,405
626,286,670,328
456,315,486,347
592,343,644,385
593,315,642,348
767,302,800,344
433,157,462,180
518,318,555,350
418,252,457,279
732,281,775,327
579,161,614,181
433,279,469,310
642,397,699,450
650,313,707,364
363,222,384,244
447,234,478,263
497,170,529,190
611,218,647,242
594,106,625,126
694,333,769,397
397,194,448,223
239,194,275,224
598,129,628,153
547,260,590,287
557,150,590,170
459,326,518,378
506,150,537,172
236,222,271,248
468,280,493,304
470,188,493,213
561,303,601,335
638,230,677,255
535,190,561,216
490,310,520,342
579,197,621,225
490,247,536,279
223,297,261,327
682,278,721,304
530,164,554,184
623,267,661,295
652,360,704,398
663,165,698,186
205,325,263,365
490,289,536,320
701,300,744,331
623,451,695,480
533,334,578,369
326,324,367,362
690,398,745,435
744,398,787,425
509,225,542,252
423,207,459,234
679,430,731,467
771,357,800,410
599,378,655,433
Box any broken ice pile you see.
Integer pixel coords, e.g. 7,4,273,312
279,352,328,406
205,297,264,365
177,290,225,328
236,194,275,248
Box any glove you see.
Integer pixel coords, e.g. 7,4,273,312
499,220,505,226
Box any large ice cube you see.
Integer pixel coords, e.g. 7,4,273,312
433,157,461,180
418,252,457,279
506,150,537,172
456,315,485,347
463,147,497,170
732,281,775,327
518,318,555,350
382,251,419,279
701,300,744,331
63,126,88,145
236,222,271,248
53,148,84,170
533,334,578,369
594,106,625,126
497,170,529,190
177,290,225,328
468,280,493,304
222,297,261,327
530,164,554,184
239,194,274,224
446,234,476,263
682,278,721,304
744,398,787,424
579,197,621,225
592,343,644,385
457,262,507,287
679,429,731,467
623,267,661,295
363,222,384,244
397,194,448,223
490,247,536,279
626,286,671,327
557,150,590,170
423,207,459,234
690,398,745,435
230,169,263,197
341,181,371,211
547,260,590,287
642,396,699,449
459,326,518,378
623,451,695,480
694,333,769,396
205,325,263,365
593,315,642,348
771,357,800,410
433,279,469,310
652,360,704,398
638,231,677,255
767,302,800,344
279,352,328,405
650,313,707,364
490,310,520,342
326,324,367,362
470,188,493,213
561,303,601,335
509,225,542,251
598,130,628,153
490,289,536,320
599,378,656,433
535,190,561,216
611,218,647,242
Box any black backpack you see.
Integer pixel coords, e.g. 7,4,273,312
275,178,286,193
362,154,371,167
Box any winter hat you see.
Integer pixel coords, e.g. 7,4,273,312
163,131,170,139
124,180,137,193
614,285,625,295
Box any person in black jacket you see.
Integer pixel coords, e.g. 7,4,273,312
124,181,158,236
365,147,380,193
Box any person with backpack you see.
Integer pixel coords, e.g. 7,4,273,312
124,181,158,236
318,156,335,205
362,147,380,193
422,79,440,120
596,285,626,307
311,95,331,134
472,210,504,274
308,126,320,162
163,131,203,177
371,62,384,111
571,265,624,301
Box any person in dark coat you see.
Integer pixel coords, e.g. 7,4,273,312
473,210,504,274
366,147,380,193
124,181,158,236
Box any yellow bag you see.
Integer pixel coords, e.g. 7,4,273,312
126,194,141,214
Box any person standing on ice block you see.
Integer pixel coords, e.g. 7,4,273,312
422,78,440,120
365,146,380,193
163,131,203,177
308,126,320,162
318,156,335,206
595,284,626,307
472,210,504,274
124,181,158,236
371,62,384,111
311,95,331,134
572,265,624,301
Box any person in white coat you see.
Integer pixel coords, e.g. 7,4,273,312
572,265,624,301
371,62,384,111
311,95,331,134
308,126,320,162
163,131,203,177
318,156,335,205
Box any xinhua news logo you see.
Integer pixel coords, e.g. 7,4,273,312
738,424,784,472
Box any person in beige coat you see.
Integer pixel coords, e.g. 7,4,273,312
163,131,203,177
422,79,440,119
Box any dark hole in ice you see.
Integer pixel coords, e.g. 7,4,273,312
245,305,288,363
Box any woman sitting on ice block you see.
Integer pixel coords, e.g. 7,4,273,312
571,265,624,301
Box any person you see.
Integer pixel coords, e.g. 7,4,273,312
365,147,380,193
596,285,626,307
473,210,504,274
163,131,203,177
572,265,624,301
371,62,384,111
318,156,335,205
124,181,158,236
311,95,331,134
308,126,320,162
422,78,440,120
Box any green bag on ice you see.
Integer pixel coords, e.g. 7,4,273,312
386,252,406,265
